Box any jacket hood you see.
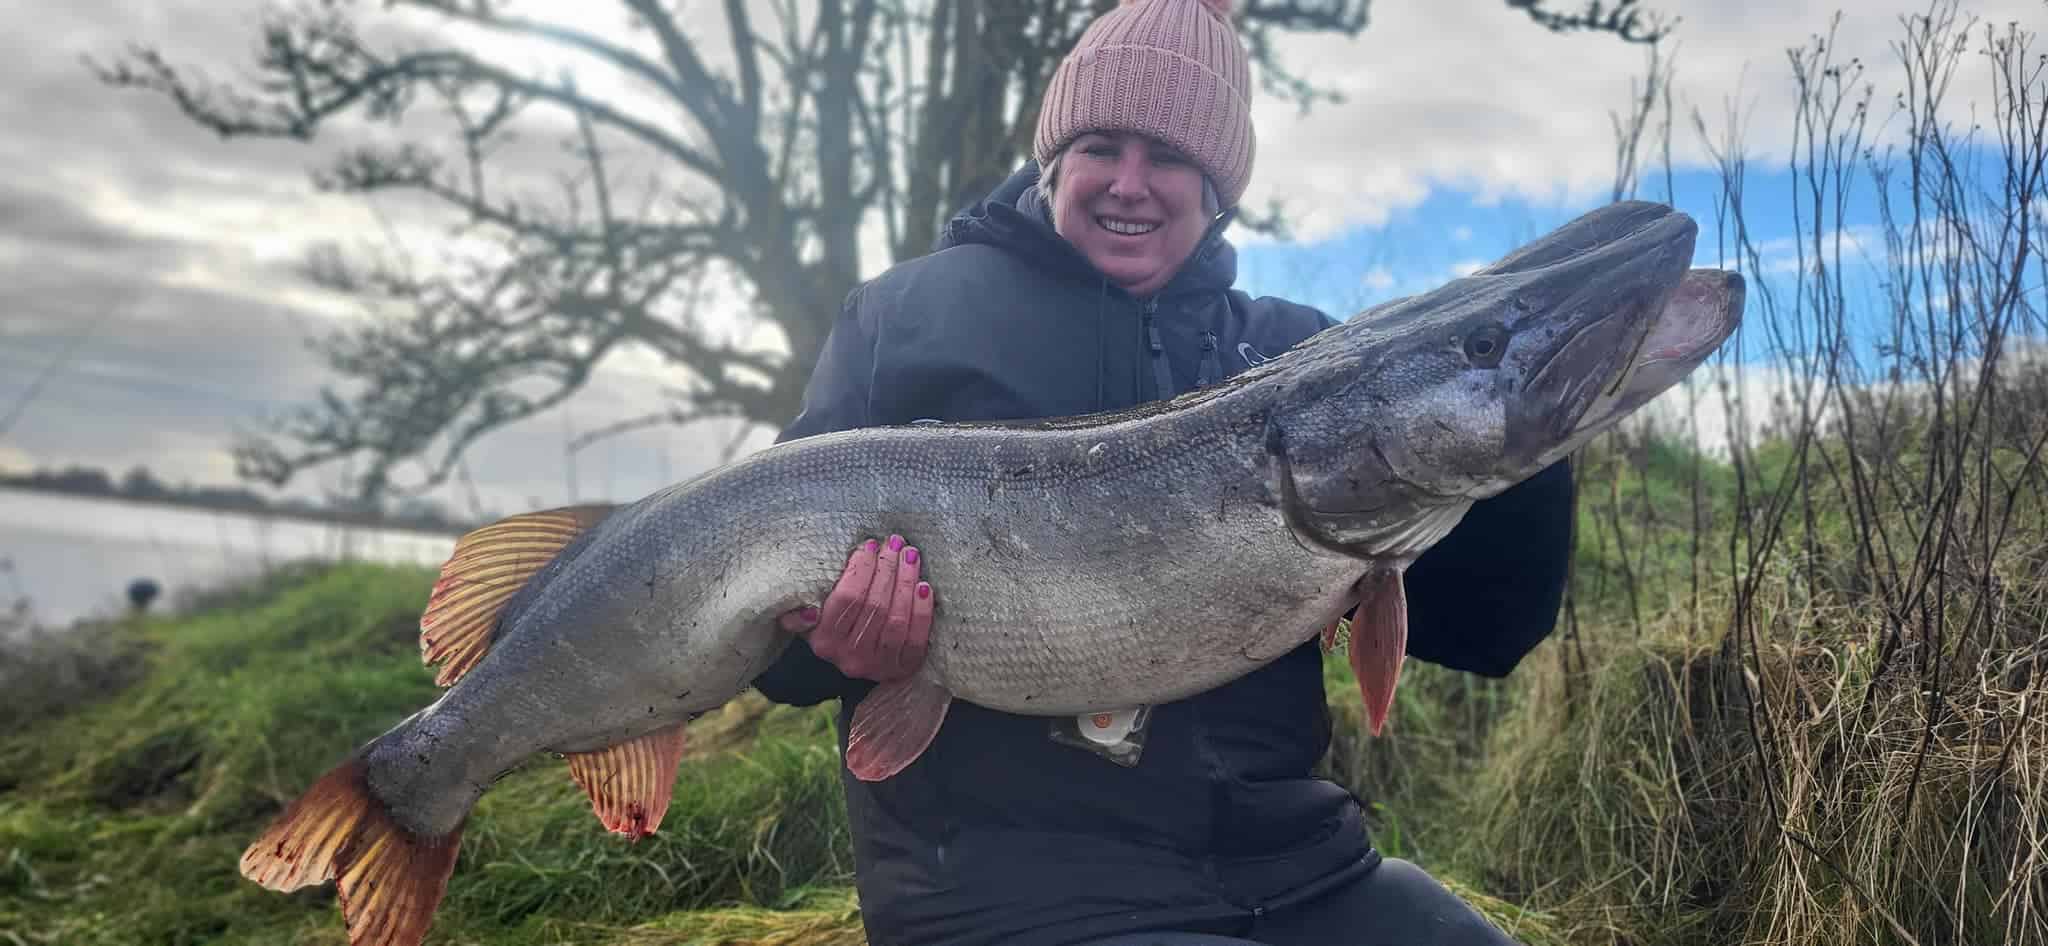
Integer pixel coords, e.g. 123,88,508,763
934,161,1241,298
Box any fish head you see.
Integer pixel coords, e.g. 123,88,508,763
1485,205,1743,478
1264,201,1741,558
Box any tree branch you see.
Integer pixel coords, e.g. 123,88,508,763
1504,0,1676,44
102,0,1671,501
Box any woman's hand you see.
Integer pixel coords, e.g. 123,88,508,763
779,534,934,682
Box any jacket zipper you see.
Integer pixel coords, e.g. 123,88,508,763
1141,298,1175,402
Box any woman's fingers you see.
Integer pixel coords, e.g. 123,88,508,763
778,605,821,633
847,535,904,654
877,544,923,678
812,539,881,666
902,579,935,679
786,535,937,682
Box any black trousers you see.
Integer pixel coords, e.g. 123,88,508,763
1072,858,1523,946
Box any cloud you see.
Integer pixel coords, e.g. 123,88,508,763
0,0,781,509
5,0,2040,525
1239,0,2042,242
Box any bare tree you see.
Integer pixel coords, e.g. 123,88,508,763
96,0,1670,500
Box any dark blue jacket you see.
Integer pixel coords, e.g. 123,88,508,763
753,163,1574,946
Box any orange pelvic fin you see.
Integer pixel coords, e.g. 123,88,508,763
846,675,954,782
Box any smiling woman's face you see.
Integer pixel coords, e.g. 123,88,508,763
1048,131,1213,297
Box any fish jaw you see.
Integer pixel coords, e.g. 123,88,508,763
1497,208,1701,472
1522,267,1745,471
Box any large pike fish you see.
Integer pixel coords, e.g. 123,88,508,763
238,200,1742,945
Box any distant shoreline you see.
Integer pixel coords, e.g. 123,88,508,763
0,482,476,539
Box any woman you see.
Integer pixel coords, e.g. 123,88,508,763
755,1,1575,943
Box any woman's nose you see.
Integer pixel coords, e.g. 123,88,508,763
1106,154,1149,200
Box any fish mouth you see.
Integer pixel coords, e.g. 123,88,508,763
1635,269,1744,371
1580,268,1745,427
1503,202,1699,459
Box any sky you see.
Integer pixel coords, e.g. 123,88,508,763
0,0,2041,520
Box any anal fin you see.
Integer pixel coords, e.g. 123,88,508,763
846,676,953,782
565,722,691,839
1350,567,1409,737
420,504,615,686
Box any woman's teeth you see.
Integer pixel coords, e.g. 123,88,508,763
1098,217,1158,236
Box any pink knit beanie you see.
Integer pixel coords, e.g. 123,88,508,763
1033,0,1256,208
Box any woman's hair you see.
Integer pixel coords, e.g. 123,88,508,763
1039,143,1224,220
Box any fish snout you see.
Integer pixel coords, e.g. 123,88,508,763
1476,200,1684,277
1641,269,1744,366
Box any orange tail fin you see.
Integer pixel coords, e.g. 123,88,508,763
240,757,463,946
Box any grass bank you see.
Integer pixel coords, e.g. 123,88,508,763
5,489,2041,945
0,562,859,946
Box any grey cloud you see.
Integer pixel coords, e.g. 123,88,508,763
1243,0,2044,239
0,181,205,283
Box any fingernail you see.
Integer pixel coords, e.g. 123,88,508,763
903,547,919,565
888,535,904,551
799,606,819,623
865,539,879,552
917,582,931,599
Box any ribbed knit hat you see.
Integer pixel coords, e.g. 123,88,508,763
1033,0,1255,208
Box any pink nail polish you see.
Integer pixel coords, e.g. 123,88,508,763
888,535,904,551
916,583,931,599
800,606,819,623
865,539,878,552
903,547,919,565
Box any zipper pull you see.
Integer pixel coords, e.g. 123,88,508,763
1141,299,1174,400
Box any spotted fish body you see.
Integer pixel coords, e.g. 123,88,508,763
236,201,1744,946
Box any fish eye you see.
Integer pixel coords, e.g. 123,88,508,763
1464,324,1509,368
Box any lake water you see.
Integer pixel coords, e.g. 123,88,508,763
0,486,458,632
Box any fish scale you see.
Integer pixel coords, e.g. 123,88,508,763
234,200,1745,946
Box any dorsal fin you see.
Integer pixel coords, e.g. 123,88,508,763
419,504,616,686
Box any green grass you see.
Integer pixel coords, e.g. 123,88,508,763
0,562,856,946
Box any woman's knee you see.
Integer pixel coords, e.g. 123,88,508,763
1251,856,1523,946
1364,858,1522,945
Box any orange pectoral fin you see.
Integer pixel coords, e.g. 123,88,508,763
1348,567,1409,737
